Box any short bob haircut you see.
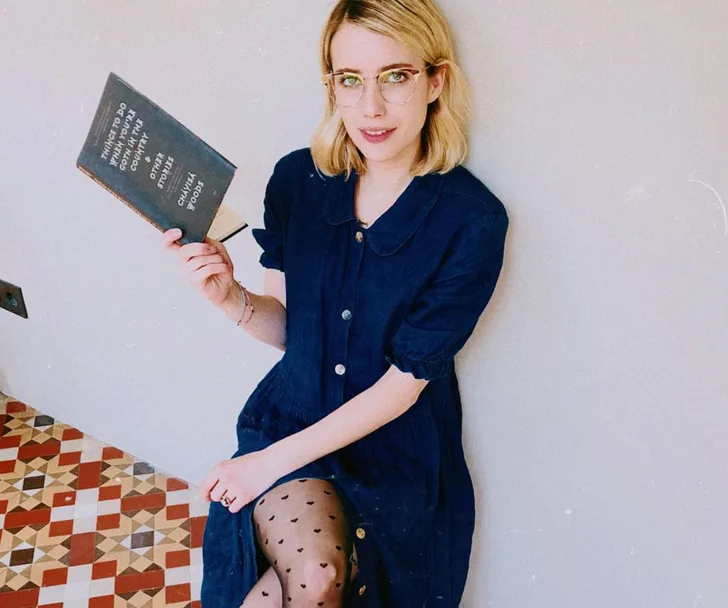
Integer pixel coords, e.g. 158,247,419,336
311,0,472,179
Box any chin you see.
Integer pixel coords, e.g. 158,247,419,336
355,138,406,165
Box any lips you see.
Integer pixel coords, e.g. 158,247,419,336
359,127,396,144
361,128,393,135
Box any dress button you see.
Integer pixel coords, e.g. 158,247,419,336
341,309,352,321
334,364,346,375
356,527,366,540
358,585,367,595
355,231,363,242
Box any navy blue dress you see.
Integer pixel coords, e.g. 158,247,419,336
201,148,509,607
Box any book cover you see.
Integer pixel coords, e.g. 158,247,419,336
77,72,246,245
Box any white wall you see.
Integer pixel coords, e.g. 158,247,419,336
1,1,726,606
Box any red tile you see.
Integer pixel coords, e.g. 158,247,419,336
165,583,191,603
88,596,115,608
98,485,121,501
191,601,202,608
7,401,27,413
166,504,189,520
58,451,82,466
114,570,165,594
49,520,74,537
0,460,17,474
0,587,39,607
101,446,125,459
18,441,60,460
190,516,207,548
69,532,96,566
0,499,7,515
96,513,120,531
165,549,190,569
121,492,166,513
38,604,64,608
61,427,84,440
92,560,117,579
52,491,76,507
77,461,102,490
4,507,52,530
42,566,69,587
0,433,22,448
166,477,189,491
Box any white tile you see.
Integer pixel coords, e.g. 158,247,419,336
81,436,103,451
60,439,83,453
81,446,103,462
63,580,92,601
89,577,115,596
0,447,19,461
190,494,210,517
166,489,190,505
51,505,75,521
73,516,97,533
166,565,191,586
190,547,203,566
191,576,202,600
75,489,99,505
67,564,93,584
74,501,97,520
190,563,203,583
39,584,66,604
97,499,121,515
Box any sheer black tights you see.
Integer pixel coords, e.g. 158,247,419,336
245,477,357,607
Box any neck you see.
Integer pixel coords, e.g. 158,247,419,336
361,139,420,190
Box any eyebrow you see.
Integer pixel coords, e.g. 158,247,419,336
333,62,416,73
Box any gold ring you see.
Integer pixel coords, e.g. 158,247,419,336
221,495,231,507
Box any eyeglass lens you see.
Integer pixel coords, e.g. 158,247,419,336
327,69,420,107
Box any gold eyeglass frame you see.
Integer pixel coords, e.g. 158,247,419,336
321,66,431,107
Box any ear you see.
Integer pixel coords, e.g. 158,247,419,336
427,64,447,104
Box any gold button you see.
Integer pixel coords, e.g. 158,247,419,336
358,585,367,595
355,231,363,242
356,527,366,539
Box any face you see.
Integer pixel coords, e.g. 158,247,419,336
329,22,445,172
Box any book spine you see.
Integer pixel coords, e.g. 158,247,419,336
76,163,165,235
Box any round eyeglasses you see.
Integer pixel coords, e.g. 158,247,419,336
321,67,429,108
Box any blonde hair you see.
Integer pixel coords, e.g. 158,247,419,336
310,0,472,178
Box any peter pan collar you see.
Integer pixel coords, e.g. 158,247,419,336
321,169,445,256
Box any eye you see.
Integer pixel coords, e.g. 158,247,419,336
381,69,410,84
337,73,362,87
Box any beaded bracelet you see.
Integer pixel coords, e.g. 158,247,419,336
236,281,255,326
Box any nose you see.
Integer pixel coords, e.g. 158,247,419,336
360,77,385,118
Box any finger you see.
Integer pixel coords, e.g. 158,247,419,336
227,494,245,513
191,263,230,285
185,254,225,274
204,237,233,266
161,229,183,251
209,481,228,503
199,473,218,501
178,242,215,263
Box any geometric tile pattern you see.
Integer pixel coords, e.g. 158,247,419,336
0,391,208,607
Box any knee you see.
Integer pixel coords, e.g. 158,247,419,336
299,558,341,600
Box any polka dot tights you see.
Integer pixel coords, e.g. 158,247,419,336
241,477,358,607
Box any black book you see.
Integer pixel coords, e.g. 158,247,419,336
77,72,246,245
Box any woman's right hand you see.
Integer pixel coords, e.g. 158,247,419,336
161,228,239,308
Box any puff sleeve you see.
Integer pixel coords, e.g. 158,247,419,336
385,212,509,381
251,158,292,272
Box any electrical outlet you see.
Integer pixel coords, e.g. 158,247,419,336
0,279,28,319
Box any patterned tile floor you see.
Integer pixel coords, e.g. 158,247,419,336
0,392,209,607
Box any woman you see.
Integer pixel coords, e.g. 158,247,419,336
162,1,509,606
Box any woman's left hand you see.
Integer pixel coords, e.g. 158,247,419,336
200,449,286,514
